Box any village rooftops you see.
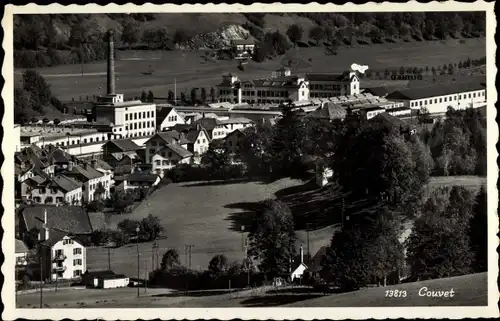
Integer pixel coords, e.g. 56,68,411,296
158,144,193,158
49,175,83,192
66,164,104,181
21,205,93,235
126,171,159,183
104,138,141,152
386,80,486,101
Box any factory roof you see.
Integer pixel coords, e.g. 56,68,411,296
305,72,352,82
386,81,486,101
308,103,347,120
20,126,99,139
231,39,255,45
15,239,29,254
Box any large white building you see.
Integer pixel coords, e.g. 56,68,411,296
386,81,486,114
216,67,360,105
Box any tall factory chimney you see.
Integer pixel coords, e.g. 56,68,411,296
107,30,116,95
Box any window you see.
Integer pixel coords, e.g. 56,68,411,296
168,152,172,158
73,270,82,277
473,93,476,98
73,259,82,266
143,112,146,118
125,114,129,121
444,97,447,102
63,239,74,245
39,188,46,194
434,99,437,103
73,248,82,255
439,98,442,103
51,188,58,194
56,197,64,203
16,256,25,265
155,160,161,166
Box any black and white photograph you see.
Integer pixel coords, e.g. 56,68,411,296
2,2,498,319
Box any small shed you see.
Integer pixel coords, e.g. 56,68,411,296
82,270,129,289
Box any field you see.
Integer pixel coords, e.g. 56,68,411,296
16,272,488,308
86,175,487,279
87,178,337,277
14,38,486,102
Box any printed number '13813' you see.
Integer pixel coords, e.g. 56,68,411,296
385,289,407,298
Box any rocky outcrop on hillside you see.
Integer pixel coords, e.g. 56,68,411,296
182,24,254,50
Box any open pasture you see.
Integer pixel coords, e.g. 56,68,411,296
14,38,485,102
87,178,337,277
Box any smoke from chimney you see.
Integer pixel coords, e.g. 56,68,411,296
107,30,116,95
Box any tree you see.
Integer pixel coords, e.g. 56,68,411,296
200,87,207,103
161,249,181,270
117,218,141,236
424,20,436,38
309,26,325,45
469,187,487,272
142,28,156,48
190,88,197,105
140,90,147,102
14,88,34,124
147,90,154,103
109,230,130,247
167,90,174,103
406,187,474,280
22,70,54,108
270,103,307,177
418,106,431,124
121,20,140,49
201,141,231,179
173,29,189,45
210,87,216,103
208,254,229,277
431,66,436,76
286,24,304,45
333,119,428,208
238,120,274,176
322,208,404,290
180,92,186,104
140,214,164,241
448,63,454,75
248,199,296,276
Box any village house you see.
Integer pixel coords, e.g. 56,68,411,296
63,162,111,203
290,245,308,283
306,71,360,98
144,131,187,164
172,124,211,161
15,239,29,267
36,213,87,281
21,173,83,205
116,171,161,191
307,102,347,121
156,107,186,131
101,139,142,167
151,144,193,176
230,39,255,57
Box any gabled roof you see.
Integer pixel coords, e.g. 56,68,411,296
217,117,253,125
156,144,193,159
308,103,347,120
40,229,69,248
363,86,397,97
91,159,113,171
146,131,181,145
66,164,103,181
386,81,486,101
371,112,408,128
185,126,210,144
49,175,83,192
104,139,141,152
15,239,29,253
21,205,93,235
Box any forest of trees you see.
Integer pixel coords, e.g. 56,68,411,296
14,12,486,68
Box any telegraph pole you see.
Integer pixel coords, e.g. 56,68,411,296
107,245,111,271
144,261,148,294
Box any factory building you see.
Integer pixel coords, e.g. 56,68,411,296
91,30,157,139
386,81,486,114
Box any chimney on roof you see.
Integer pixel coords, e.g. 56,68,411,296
106,30,116,95
38,210,49,242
